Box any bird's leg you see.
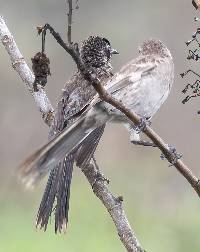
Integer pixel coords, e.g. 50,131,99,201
160,145,183,166
131,140,157,147
125,122,157,148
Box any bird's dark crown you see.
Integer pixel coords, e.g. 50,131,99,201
80,36,116,72
139,39,171,58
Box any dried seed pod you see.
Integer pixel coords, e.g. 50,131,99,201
31,52,51,91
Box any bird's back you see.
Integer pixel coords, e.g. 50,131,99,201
49,70,111,139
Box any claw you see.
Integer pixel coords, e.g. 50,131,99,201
160,144,182,166
131,140,157,147
133,117,150,134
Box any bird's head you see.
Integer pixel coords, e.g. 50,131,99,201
80,36,118,72
138,39,172,58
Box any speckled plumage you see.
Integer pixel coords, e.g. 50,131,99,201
49,36,114,137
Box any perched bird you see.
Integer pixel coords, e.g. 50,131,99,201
20,39,174,230
25,36,118,233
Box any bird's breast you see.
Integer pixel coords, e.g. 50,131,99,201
104,59,174,121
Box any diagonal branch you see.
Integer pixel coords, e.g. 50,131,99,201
83,158,145,252
0,16,54,126
0,16,145,252
40,23,200,198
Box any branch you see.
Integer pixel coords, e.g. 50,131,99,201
0,16,54,126
0,16,144,252
41,24,200,198
93,84,200,198
83,159,144,252
67,0,73,44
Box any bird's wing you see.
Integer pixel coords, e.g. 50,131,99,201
76,124,105,167
19,98,101,188
106,55,157,94
19,56,157,187
49,72,104,139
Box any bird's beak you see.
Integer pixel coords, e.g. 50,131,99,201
111,48,119,55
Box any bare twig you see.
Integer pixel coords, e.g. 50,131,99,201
83,159,145,252
0,16,144,252
67,0,73,44
0,16,54,126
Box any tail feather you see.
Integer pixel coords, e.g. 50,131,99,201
36,154,75,233
19,113,94,188
55,154,74,233
76,125,105,168
36,124,105,233
36,164,60,231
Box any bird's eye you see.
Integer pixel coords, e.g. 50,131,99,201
102,38,111,46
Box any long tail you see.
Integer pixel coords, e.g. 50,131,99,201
76,124,105,168
19,112,96,188
54,154,74,233
36,154,74,233
36,164,60,231
36,125,105,233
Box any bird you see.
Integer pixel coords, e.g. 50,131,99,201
20,38,174,230
25,35,118,233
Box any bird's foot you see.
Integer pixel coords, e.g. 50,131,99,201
160,144,183,166
133,117,151,134
131,140,157,147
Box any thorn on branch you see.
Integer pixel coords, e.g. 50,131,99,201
116,196,124,203
92,171,110,190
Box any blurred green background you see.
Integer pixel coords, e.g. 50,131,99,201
0,0,200,251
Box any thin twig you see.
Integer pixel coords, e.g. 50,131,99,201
67,0,73,44
0,16,54,126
